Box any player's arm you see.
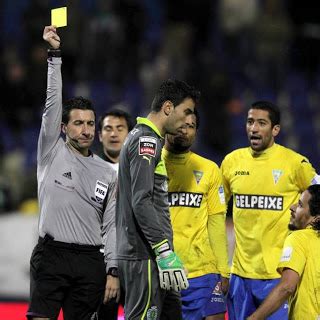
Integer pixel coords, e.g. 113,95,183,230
294,156,318,190
129,134,166,245
207,165,230,286
102,177,120,303
129,134,188,291
220,158,232,204
247,268,299,320
208,212,230,282
38,26,63,164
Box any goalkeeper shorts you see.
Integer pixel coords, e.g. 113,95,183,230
118,258,182,320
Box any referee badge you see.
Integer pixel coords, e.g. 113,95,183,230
95,180,108,203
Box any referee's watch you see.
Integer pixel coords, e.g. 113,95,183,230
107,267,118,278
47,48,61,58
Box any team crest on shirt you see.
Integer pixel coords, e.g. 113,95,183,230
193,170,203,184
272,169,283,185
139,136,157,157
146,306,158,320
94,180,108,203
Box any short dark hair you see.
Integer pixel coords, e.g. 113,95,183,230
307,184,320,231
151,79,200,112
62,96,96,124
250,101,281,127
98,109,134,132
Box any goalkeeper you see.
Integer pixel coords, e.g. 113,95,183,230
116,80,201,319
163,110,230,320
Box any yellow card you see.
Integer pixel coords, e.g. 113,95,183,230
51,7,67,28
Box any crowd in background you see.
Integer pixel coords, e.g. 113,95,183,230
1,0,320,212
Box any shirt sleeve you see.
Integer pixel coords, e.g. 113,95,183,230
294,157,317,191
208,213,230,278
103,177,118,271
37,57,63,165
277,233,306,276
221,158,232,204
129,134,166,248
208,164,227,216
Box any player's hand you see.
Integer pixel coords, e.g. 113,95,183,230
103,275,120,303
153,240,189,292
221,276,229,295
43,25,60,49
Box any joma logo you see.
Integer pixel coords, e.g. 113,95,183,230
235,171,250,176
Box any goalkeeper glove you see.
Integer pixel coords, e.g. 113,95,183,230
153,240,189,292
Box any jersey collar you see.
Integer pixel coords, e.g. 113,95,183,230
249,143,278,159
162,148,191,164
137,117,163,138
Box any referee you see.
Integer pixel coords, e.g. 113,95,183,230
26,26,119,320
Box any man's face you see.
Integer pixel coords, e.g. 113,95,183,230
63,109,95,152
289,190,313,231
165,98,195,135
99,116,129,158
166,114,197,153
246,109,280,152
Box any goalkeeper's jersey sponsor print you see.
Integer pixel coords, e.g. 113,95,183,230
163,149,228,278
221,143,317,279
278,228,320,319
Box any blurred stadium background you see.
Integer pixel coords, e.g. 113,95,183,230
0,0,319,318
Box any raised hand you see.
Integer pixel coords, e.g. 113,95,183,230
43,25,61,49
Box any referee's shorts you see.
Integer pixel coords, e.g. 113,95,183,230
27,234,106,320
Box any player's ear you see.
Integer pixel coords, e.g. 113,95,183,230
272,124,280,137
163,101,173,116
61,122,66,134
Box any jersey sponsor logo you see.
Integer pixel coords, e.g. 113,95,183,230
139,136,157,157
235,194,283,210
218,185,226,204
235,171,250,176
193,170,203,184
62,171,72,180
280,246,293,262
95,180,108,203
272,169,283,184
168,192,203,208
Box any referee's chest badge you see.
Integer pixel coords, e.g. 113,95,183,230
95,180,108,203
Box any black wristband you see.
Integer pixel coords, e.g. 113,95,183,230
47,48,61,58
107,267,118,277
